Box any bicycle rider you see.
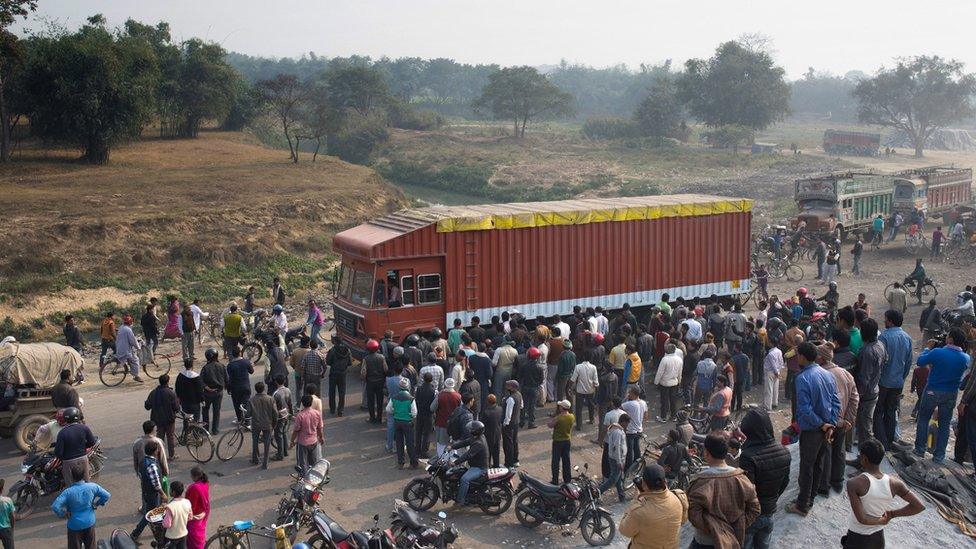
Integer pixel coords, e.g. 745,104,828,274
698,374,733,432
907,258,928,303
115,315,145,383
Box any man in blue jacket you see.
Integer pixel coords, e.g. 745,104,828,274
786,342,840,517
874,310,914,449
914,328,972,463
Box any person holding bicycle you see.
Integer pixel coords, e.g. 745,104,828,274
116,315,145,383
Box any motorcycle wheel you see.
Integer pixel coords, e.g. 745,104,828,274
580,509,616,546
13,484,38,519
306,533,335,549
478,484,514,515
403,478,439,511
514,492,544,528
243,342,263,363
89,450,105,477
204,531,245,548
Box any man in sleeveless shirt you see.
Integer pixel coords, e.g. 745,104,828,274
842,439,924,548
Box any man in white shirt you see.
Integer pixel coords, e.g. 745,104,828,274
654,344,683,422
553,317,571,346
620,386,647,471
271,305,288,350
763,345,784,411
681,318,702,343
189,300,203,345
570,352,599,430
594,307,609,336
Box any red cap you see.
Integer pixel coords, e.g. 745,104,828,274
365,339,380,352
527,347,541,360
593,333,605,344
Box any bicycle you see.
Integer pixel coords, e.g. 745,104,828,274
767,258,803,282
884,278,937,305
905,232,928,254
622,433,705,492
98,348,174,387
176,411,215,463
204,519,296,548
215,405,283,461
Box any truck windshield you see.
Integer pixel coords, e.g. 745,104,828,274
337,264,375,307
799,200,834,210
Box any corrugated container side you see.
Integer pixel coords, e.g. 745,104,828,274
443,211,750,322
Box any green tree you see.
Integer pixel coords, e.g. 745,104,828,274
221,77,263,131
0,0,36,162
678,41,790,130
173,39,236,137
633,78,684,138
473,66,574,137
325,65,389,117
22,16,159,163
854,56,976,157
257,73,308,162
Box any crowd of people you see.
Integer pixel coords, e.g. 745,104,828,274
13,271,976,549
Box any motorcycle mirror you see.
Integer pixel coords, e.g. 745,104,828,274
438,511,447,520
373,514,380,522
584,463,589,470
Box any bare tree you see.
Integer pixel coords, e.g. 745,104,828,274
257,74,309,163
736,32,777,57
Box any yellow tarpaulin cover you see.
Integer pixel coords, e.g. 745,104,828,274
0,342,83,388
434,195,753,233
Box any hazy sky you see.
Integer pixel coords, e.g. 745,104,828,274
15,0,976,78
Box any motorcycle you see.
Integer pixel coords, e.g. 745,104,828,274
9,440,104,519
389,499,459,549
276,460,332,535
514,465,616,546
402,453,515,516
95,528,138,549
306,509,393,549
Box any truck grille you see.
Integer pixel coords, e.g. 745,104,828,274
334,305,359,338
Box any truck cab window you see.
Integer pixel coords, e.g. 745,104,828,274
401,276,414,306
386,270,402,308
417,274,442,304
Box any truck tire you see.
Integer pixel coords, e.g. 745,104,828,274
14,414,50,453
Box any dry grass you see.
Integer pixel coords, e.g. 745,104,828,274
0,131,406,312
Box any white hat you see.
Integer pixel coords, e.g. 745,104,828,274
557,399,571,410
444,378,456,389
398,377,410,390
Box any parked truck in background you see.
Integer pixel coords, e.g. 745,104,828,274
823,129,881,156
332,194,753,352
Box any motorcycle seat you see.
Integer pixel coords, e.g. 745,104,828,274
328,521,350,541
110,528,138,549
314,510,351,542
485,467,510,480
399,506,425,530
523,474,562,493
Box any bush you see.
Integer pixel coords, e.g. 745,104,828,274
387,101,444,131
581,118,642,139
327,115,389,165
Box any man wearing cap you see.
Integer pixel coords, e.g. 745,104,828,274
386,377,419,469
556,338,578,406
116,314,145,383
516,347,544,429
548,400,576,485
431,378,461,456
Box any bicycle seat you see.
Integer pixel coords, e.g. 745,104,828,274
233,520,254,531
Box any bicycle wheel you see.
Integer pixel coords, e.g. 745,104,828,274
768,262,785,279
883,283,895,303
186,425,215,463
99,360,127,387
920,282,938,300
216,428,245,461
205,530,245,549
623,458,645,489
144,355,172,379
243,342,263,363
785,264,803,282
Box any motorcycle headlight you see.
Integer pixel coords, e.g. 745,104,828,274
20,464,29,473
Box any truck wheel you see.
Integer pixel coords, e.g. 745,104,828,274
14,415,50,453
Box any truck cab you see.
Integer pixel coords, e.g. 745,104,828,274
332,255,445,355
892,177,926,217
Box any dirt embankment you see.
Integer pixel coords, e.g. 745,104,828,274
0,131,407,327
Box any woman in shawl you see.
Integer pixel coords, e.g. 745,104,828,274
164,296,182,340
186,466,210,549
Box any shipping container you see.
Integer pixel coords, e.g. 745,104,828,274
332,194,753,350
822,130,881,156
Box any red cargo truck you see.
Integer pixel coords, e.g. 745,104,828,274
332,194,753,352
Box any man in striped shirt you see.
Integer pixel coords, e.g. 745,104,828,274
300,341,327,400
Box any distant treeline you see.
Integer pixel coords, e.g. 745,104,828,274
227,52,863,121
